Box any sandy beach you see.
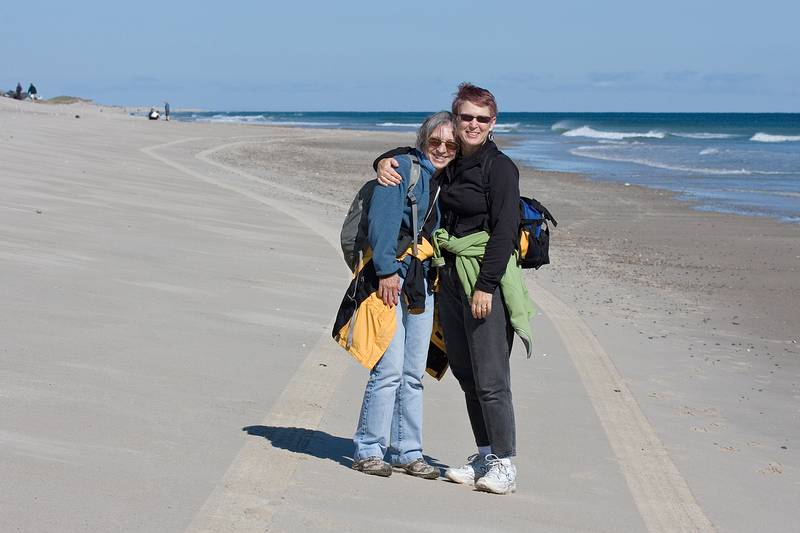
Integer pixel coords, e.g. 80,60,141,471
1,97,798,532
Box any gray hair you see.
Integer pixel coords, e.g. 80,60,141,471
416,111,456,153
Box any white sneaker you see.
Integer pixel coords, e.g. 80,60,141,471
444,454,491,485
474,454,517,494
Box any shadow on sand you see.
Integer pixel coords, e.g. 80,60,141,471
243,425,448,471
243,425,353,467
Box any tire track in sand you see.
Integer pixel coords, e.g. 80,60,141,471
145,135,715,532
529,279,715,532
143,136,351,532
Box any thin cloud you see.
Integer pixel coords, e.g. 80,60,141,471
701,72,761,85
662,70,699,82
587,71,642,83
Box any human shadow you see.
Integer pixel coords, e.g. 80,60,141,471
243,425,448,471
243,425,352,468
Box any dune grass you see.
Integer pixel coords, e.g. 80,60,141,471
42,96,93,105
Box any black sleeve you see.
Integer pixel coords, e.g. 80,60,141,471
372,146,414,171
475,155,520,293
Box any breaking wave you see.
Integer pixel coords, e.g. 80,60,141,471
550,120,575,132
750,132,800,143
493,122,520,132
570,147,783,176
672,132,738,139
377,122,421,128
197,114,339,127
562,126,666,140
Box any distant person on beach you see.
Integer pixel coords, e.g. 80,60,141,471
27,83,38,100
348,112,458,479
374,83,531,495
14,82,23,100
148,107,160,120
164,101,170,121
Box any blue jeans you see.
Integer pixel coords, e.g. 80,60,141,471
353,282,433,464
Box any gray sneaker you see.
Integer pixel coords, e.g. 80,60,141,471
474,454,517,494
352,456,392,477
443,454,491,485
394,458,439,479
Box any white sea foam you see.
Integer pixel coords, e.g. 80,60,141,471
750,132,800,143
195,114,339,127
717,188,800,199
377,122,421,128
672,132,738,139
377,121,519,132
699,148,720,156
493,122,520,132
550,120,574,132
562,126,666,140
570,147,783,175
266,121,341,126
200,114,270,124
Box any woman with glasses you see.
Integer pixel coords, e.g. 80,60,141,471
374,83,527,494
351,112,459,479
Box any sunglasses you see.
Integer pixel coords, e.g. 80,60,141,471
428,137,458,152
458,113,494,124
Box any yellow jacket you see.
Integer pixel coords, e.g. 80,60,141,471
332,239,440,372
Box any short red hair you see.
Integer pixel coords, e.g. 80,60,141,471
451,82,497,117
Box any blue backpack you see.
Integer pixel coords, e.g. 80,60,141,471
517,195,557,269
481,154,558,269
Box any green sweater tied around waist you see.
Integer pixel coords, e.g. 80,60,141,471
431,228,535,358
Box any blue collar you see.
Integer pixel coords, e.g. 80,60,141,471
413,148,437,175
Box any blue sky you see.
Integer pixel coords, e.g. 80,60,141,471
2,0,798,111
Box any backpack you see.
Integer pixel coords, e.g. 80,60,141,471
518,195,557,269
340,154,421,272
481,153,558,269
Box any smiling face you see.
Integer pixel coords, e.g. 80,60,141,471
424,123,458,170
456,100,496,155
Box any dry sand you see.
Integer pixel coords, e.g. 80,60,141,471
1,96,798,532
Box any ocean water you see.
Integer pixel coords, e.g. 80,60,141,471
174,111,800,224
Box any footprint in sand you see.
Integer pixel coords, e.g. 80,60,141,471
759,462,783,475
691,422,725,433
679,405,722,417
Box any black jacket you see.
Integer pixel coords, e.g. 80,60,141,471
374,141,520,293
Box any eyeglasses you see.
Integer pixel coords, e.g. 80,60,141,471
458,113,494,124
428,137,458,152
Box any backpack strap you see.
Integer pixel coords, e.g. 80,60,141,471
479,150,497,230
407,154,421,194
406,155,421,257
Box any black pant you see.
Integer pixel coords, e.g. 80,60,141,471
438,264,516,458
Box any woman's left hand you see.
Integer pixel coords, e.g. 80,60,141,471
378,273,402,307
471,290,492,319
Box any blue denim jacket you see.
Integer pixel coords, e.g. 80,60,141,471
367,150,435,277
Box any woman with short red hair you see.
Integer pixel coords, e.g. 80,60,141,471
374,83,529,495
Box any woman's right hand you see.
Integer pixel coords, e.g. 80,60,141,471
470,289,493,319
376,158,402,186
